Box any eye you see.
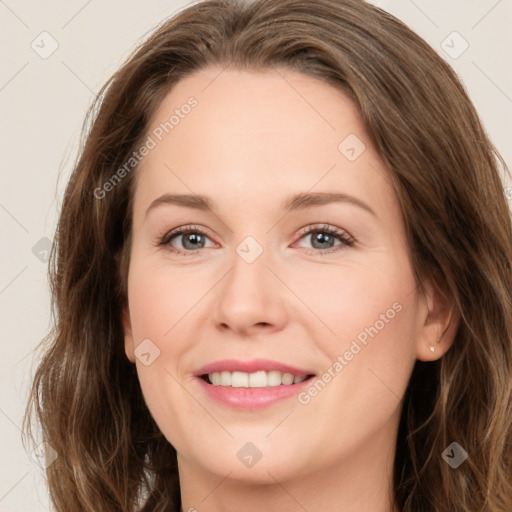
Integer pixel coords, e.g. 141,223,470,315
158,223,354,257
293,224,354,254
158,225,215,256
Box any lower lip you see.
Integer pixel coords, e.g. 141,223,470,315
195,376,314,410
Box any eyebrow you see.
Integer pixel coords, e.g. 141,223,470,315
145,191,376,217
283,192,376,216
146,193,213,216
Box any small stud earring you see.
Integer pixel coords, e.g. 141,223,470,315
429,345,435,353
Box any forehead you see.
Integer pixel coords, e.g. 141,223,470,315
132,66,396,220
147,66,363,160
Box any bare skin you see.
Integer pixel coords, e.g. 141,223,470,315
123,66,458,512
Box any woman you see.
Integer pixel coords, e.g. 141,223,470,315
24,0,512,511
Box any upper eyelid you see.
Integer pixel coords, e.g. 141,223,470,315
160,224,216,245
296,223,351,238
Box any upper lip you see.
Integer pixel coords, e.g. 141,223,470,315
194,359,315,378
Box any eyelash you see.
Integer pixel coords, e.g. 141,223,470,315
157,223,355,257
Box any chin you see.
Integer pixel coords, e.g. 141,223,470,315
178,437,309,484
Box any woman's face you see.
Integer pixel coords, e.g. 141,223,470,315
123,67,442,484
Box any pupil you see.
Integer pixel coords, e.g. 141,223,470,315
313,232,333,249
184,233,204,250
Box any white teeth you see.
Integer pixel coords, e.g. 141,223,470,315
207,370,309,387
220,371,231,386
281,373,294,385
249,371,268,388
231,371,248,388
267,371,282,387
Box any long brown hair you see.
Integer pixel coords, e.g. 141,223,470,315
24,0,512,510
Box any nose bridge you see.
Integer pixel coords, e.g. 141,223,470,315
213,232,287,333
225,234,270,303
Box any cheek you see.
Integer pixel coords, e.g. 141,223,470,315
126,265,199,450
291,286,418,464
289,256,417,357
127,258,204,341
292,256,419,421
126,255,219,446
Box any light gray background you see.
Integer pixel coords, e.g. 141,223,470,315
1,0,511,510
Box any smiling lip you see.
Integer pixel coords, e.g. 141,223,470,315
193,359,316,410
194,358,314,377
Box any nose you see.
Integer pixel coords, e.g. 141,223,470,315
212,243,289,338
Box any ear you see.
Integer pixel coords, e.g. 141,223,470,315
122,304,136,363
415,277,460,362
